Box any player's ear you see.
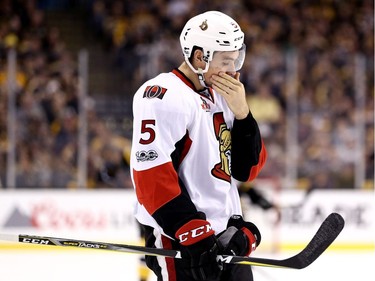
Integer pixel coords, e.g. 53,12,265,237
193,49,205,68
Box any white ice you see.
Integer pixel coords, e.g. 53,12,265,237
0,248,373,281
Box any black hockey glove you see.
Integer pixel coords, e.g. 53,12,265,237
217,215,261,256
175,217,222,280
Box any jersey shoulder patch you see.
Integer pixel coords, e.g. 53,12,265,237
143,85,168,100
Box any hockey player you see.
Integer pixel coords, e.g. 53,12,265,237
130,11,267,281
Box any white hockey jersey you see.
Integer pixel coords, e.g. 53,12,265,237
130,69,266,239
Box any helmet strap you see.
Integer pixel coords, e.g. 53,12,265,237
185,58,210,88
197,68,207,88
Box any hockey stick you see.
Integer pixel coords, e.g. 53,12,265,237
0,212,344,269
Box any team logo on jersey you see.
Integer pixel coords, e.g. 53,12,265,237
135,150,158,162
200,97,210,111
211,112,231,182
143,85,167,99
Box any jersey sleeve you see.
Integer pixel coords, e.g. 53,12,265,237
230,112,267,182
131,84,199,237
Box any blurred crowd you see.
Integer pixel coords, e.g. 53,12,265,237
87,0,374,190
0,0,373,189
0,0,132,188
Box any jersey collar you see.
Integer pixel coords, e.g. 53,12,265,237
172,69,214,103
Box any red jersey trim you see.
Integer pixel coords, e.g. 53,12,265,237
172,69,195,91
178,133,192,166
133,162,181,215
161,235,177,281
171,69,214,102
247,140,267,181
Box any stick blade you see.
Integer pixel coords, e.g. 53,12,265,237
285,212,345,269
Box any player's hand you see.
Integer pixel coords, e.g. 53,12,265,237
211,72,249,120
217,215,261,256
175,217,222,280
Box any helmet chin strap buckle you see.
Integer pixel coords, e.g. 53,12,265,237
197,68,208,88
184,59,210,88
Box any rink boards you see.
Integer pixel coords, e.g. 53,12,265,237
0,188,374,252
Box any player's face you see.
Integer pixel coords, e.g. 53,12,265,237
205,50,241,84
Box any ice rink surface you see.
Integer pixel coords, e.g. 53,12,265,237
0,248,373,281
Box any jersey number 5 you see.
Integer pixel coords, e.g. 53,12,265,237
139,120,156,144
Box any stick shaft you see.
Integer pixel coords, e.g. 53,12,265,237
0,213,344,269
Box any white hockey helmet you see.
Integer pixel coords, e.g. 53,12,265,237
179,11,245,73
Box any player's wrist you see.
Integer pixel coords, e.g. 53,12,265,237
234,109,250,120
